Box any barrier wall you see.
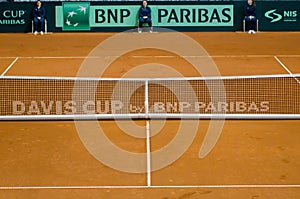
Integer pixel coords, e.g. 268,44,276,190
0,1,299,32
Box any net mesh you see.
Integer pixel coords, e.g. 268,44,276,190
0,74,299,120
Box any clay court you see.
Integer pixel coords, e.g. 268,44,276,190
0,32,300,198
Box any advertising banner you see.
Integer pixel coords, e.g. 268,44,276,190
56,4,234,31
261,1,299,31
0,1,299,33
0,3,32,32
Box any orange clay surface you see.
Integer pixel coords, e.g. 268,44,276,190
0,32,299,198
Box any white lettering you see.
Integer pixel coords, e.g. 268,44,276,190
27,101,41,115
260,101,269,112
154,102,165,112
179,102,191,112
64,101,76,114
111,100,123,113
96,100,110,114
56,101,62,114
195,102,206,112
236,102,247,112
205,102,216,112
217,102,228,112
166,102,177,112
13,101,25,115
83,100,95,114
41,101,54,114
248,102,259,112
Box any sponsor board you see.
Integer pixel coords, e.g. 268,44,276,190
265,9,297,23
56,4,234,30
0,9,27,25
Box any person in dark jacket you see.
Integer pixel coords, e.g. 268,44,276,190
244,0,257,34
33,0,45,35
138,0,152,33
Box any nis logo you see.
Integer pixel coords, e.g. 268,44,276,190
265,9,297,23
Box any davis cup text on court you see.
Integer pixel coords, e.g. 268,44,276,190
12,100,270,115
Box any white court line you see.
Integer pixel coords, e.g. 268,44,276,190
0,57,18,76
0,56,98,59
0,55,300,59
274,56,300,84
0,185,300,190
132,55,275,58
277,55,300,58
146,121,151,187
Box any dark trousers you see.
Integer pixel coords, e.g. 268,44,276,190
138,20,152,28
33,17,45,32
245,16,257,31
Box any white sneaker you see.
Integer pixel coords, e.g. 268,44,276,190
40,31,44,35
138,30,142,33
251,30,256,34
248,30,252,34
34,31,38,35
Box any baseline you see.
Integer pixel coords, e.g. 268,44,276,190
1,184,300,190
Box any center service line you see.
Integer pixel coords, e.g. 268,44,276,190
146,120,151,187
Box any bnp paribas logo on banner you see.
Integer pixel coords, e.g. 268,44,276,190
62,2,90,31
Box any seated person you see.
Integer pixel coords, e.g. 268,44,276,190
244,0,257,34
138,0,152,33
33,0,45,35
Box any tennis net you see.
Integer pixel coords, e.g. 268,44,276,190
0,74,299,120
